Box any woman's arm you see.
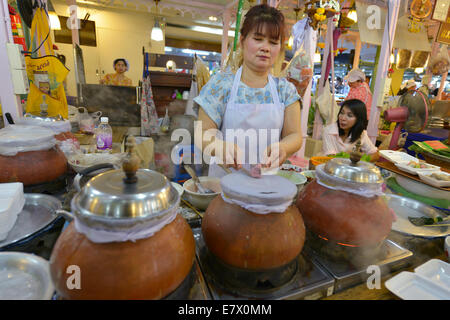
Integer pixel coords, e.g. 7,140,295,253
196,108,242,169
263,100,302,167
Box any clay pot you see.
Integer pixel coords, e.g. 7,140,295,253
0,146,67,185
296,180,393,247
202,196,305,270
50,214,195,300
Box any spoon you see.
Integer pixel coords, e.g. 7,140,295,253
408,215,450,226
183,164,214,194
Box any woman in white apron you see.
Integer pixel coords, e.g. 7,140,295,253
194,4,303,177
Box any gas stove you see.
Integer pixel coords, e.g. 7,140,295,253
192,228,335,300
304,238,413,293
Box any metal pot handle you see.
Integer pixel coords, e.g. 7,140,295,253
74,163,116,192
56,209,74,221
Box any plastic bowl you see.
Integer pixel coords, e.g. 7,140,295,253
277,170,308,198
68,153,124,173
183,177,221,211
309,156,332,170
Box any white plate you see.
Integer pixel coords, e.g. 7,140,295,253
395,162,441,176
395,175,450,200
0,252,54,300
68,153,124,173
414,259,450,289
379,150,419,164
418,171,450,188
385,271,450,300
384,194,450,238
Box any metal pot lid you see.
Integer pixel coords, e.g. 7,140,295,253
324,158,383,184
73,168,179,220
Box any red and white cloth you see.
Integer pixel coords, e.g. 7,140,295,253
344,82,373,120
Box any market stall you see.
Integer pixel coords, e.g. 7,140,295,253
0,0,449,303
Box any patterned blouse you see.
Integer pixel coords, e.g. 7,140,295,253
101,73,132,86
194,70,301,128
345,82,373,119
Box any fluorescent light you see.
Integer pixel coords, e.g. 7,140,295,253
191,26,234,37
151,20,163,41
49,12,61,30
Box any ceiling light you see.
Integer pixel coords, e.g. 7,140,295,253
390,54,395,64
49,12,61,30
415,67,424,74
191,26,234,37
209,16,217,21
151,20,163,41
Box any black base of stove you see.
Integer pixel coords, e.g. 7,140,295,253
24,174,70,196
193,229,335,300
201,246,302,297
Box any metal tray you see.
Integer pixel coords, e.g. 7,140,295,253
385,194,450,238
0,194,61,249
0,251,54,300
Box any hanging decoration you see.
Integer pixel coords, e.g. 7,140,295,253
304,0,340,30
408,0,433,33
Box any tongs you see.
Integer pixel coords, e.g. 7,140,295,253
408,215,450,227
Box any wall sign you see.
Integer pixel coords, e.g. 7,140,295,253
432,0,450,22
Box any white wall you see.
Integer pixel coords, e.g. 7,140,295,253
52,2,165,96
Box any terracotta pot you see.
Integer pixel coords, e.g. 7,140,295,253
296,180,393,247
50,214,195,300
202,196,305,270
0,146,67,185
55,131,76,142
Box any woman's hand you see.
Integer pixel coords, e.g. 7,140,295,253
213,139,243,170
262,142,287,169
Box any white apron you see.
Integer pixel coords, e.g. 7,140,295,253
209,67,285,177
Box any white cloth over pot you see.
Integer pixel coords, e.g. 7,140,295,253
0,125,56,156
72,204,179,244
220,172,297,214
15,117,71,134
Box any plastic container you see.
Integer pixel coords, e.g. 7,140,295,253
95,117,113,153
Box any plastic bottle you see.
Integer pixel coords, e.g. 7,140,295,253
96,117,113,153
160,107,170,133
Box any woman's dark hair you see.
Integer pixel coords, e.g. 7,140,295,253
337,99,368,143
240,4,286,45
113,58,128,68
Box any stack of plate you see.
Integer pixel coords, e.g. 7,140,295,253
0,183,25,241
385,259,450,300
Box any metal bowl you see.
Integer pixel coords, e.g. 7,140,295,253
0,252,54,300
324,158,383,184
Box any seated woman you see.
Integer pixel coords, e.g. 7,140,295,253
100,58,132,86
322,99,380,162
